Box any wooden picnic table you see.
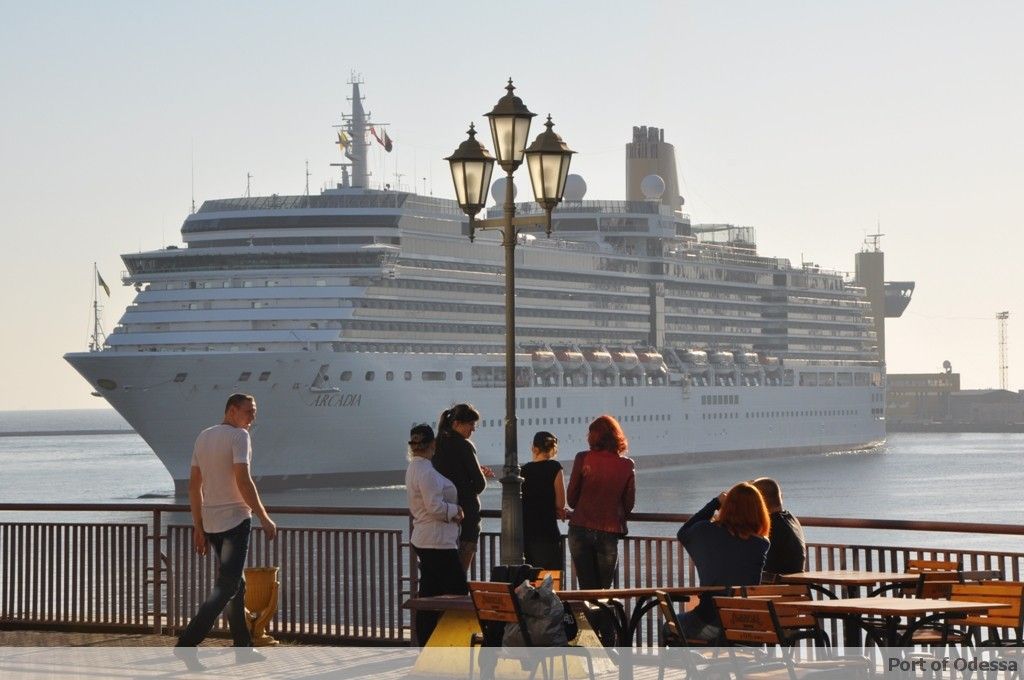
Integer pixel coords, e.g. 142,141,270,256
786,596,1009,647
554,586,721,646
778,570,921,599
778,569,945,648
405,586,720,647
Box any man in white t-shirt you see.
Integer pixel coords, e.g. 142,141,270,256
175,394,277,660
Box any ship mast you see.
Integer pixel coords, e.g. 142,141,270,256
331,73,389,189
89,262,107,352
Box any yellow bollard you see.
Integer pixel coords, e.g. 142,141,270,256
244,566,280,646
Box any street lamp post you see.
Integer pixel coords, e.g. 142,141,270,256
446,80,574,566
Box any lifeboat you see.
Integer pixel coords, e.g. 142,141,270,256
531,350,557,371
611,350,642,373
678,350,709,366
733,352,761,374
708,351,734,366
584,349,614,370
556,350,585,370
639,351,668,373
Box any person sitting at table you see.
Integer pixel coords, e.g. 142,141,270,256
675,482,770,641
521,431,567,570
405,423,466,646
752,477,806,578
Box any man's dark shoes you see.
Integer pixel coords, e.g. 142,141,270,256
172,646,207,672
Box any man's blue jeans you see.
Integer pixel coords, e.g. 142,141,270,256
176,519,252,647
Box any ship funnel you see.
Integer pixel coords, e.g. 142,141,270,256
626,126,683,212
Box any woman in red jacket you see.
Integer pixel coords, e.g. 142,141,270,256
566,415,635,589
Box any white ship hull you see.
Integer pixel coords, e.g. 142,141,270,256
67,350,885,493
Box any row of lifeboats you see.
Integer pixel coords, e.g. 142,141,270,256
530,348,668,376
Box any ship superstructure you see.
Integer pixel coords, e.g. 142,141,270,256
66,82,885,492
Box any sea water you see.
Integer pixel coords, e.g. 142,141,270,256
1,409,1021,552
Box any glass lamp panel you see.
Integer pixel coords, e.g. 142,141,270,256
461,160,486,208
526,153,545,202
449,162,468,206
489,116,514,165
478,160,495,206
511,117,532,163
556,155,572,199
542,154,563,199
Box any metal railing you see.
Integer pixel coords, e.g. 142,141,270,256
2,503,1024,647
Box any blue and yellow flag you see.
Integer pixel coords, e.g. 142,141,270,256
97,271,110,297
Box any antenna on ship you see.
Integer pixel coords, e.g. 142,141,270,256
305,159,311,196
190,139,196,214
245,173,253,198
89,262,107,352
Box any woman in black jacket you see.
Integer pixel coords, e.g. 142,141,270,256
432,403,493,571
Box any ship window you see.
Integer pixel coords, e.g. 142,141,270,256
386,371,394,381
422,371,446,381
556,397,561,408
189,281,197,289
258,371,271,381
542,398,547,408
455,371,463,381
173,373,187,383
340,371,352,381
365,371,375,381
855,373,869,386
238,372,251,381
404,371,412,381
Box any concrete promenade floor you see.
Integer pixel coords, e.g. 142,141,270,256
0,630,228,646
0,630,649,679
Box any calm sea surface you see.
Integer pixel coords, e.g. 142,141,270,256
1,409,1021,552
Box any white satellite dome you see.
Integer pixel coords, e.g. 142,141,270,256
563,174,587,201
490,177,517,204
640,174,666,200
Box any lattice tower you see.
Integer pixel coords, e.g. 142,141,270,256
997,311,1009,390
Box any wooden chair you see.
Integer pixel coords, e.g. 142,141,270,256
653,590,737,680
532,569,563,591
741,584,829,648
467,581,594,680
960,568,1004,584
868,558,961,598
715,596,871,679
949,581,1024,648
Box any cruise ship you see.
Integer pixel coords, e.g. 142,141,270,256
66,80,886,492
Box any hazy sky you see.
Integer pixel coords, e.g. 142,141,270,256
1,1,1020,410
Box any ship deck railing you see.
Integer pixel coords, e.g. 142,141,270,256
2,502,1022,650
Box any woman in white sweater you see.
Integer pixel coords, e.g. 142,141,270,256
406,423,465,645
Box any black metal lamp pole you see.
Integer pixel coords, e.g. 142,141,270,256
446,80,574,567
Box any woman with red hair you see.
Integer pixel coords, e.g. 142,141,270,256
565,415,635,589
675,482,771,641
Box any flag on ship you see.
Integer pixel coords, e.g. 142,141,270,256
383,131,393,153
97,270,110,297
370,125,385,148
336,130,351,149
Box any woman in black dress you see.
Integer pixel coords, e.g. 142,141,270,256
520,431,566,570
